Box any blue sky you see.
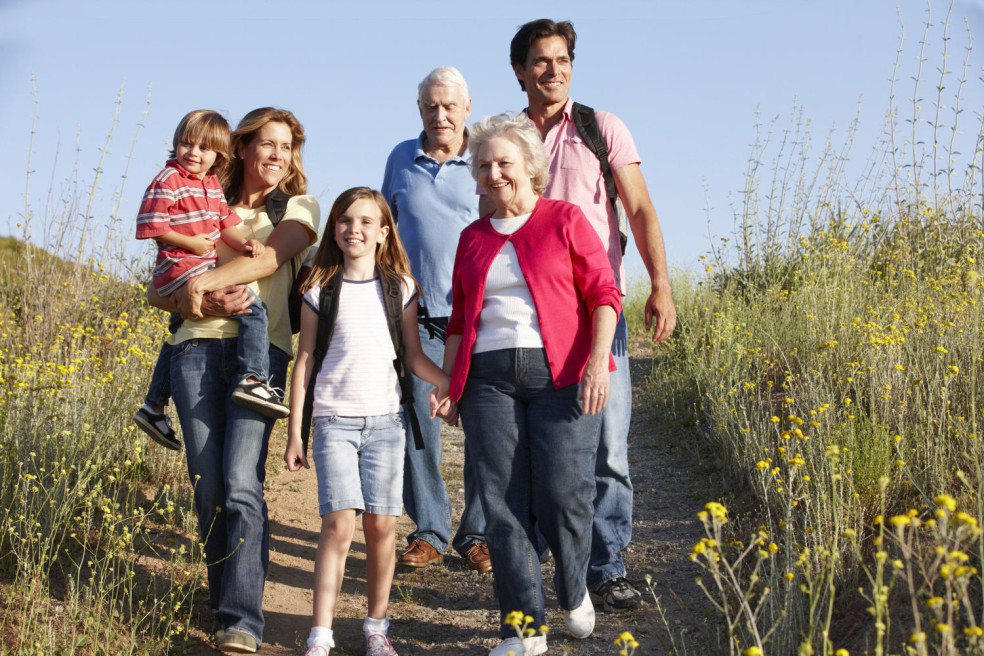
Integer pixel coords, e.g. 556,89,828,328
1,0,982,282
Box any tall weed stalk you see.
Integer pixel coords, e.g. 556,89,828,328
0,87,200,654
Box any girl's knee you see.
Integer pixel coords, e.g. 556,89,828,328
362,513,396,540
321,509,357,541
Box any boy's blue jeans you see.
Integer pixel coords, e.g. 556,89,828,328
144,291,271,407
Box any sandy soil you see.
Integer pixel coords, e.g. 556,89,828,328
182,341,715,655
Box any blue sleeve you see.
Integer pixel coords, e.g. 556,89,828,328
381,148,399,223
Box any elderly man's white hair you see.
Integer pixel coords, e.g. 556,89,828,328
417,66,470,102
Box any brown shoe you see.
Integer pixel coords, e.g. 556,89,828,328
398,538,443,568
464,541,492,572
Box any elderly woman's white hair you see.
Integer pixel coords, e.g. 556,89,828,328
468,113,550,197
417,66,470,102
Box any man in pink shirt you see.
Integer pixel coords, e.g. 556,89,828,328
487,18,677,612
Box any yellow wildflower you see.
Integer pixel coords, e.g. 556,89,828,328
705,502,728,523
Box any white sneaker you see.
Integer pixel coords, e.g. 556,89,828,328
563,588,595,639
489,635,547,656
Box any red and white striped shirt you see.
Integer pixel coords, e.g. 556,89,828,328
135,159,240,296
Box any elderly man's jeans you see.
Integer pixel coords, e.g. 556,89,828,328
588,313,634,589
460,348,599,636
403,321,485,556
170,338,286,645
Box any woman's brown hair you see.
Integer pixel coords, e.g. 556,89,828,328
222,107,308,205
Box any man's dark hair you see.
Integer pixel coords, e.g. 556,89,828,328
510,19,576,91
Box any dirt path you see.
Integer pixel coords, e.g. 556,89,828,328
185,342,713,655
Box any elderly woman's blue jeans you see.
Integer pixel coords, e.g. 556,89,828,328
459,348,600,637
170,338,287,646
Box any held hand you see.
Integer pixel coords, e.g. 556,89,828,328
645,286,677,343
284,439,309,472
442,400,459,427
427,387,442,420
244,239,265,258
578,355,611,415
189,233,215,256
427,381,452,418
201,286,254,317
183,276,207,319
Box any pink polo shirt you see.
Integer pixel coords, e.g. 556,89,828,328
447,197,622,401
539,98,641,294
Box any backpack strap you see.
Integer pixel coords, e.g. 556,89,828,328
265,188,308,333
265,188,297,282
570,102,628,255
379,272,425,451
300,269,343,455
264,187,291,226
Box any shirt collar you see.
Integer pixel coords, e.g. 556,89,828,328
522,97,575,124
165,158,209,181
413,130,471,165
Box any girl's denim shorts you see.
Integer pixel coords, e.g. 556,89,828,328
311,412,405,516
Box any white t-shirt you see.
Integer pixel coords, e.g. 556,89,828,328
303,275,416,416
474,213,544,354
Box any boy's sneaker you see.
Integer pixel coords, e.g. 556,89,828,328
231,380,290,419
366,634,398,656
133,404,180,451
304,647,331,656
589,576,643,611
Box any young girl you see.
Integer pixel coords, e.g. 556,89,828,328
284,187,451,656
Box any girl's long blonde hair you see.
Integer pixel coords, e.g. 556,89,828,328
304,187,421,298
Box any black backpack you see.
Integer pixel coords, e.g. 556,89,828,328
570,102,629,256
298,269,424,455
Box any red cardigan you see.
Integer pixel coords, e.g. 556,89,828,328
448,197,622,400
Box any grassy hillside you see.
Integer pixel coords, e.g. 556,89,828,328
0,235,196,654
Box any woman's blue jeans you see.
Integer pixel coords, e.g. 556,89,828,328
460,348,599,636
170,338,287,645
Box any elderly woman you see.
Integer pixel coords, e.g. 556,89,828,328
442,113,621,656
150,108,320,653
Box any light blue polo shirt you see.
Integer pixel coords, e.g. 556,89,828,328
381,132,478,318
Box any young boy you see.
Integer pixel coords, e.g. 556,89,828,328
133,110,288,450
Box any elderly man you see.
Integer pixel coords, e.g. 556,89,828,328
488,19,678,612
381,66,489,572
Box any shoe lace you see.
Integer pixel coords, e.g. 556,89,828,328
261,382,287,401
611,577,632,592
